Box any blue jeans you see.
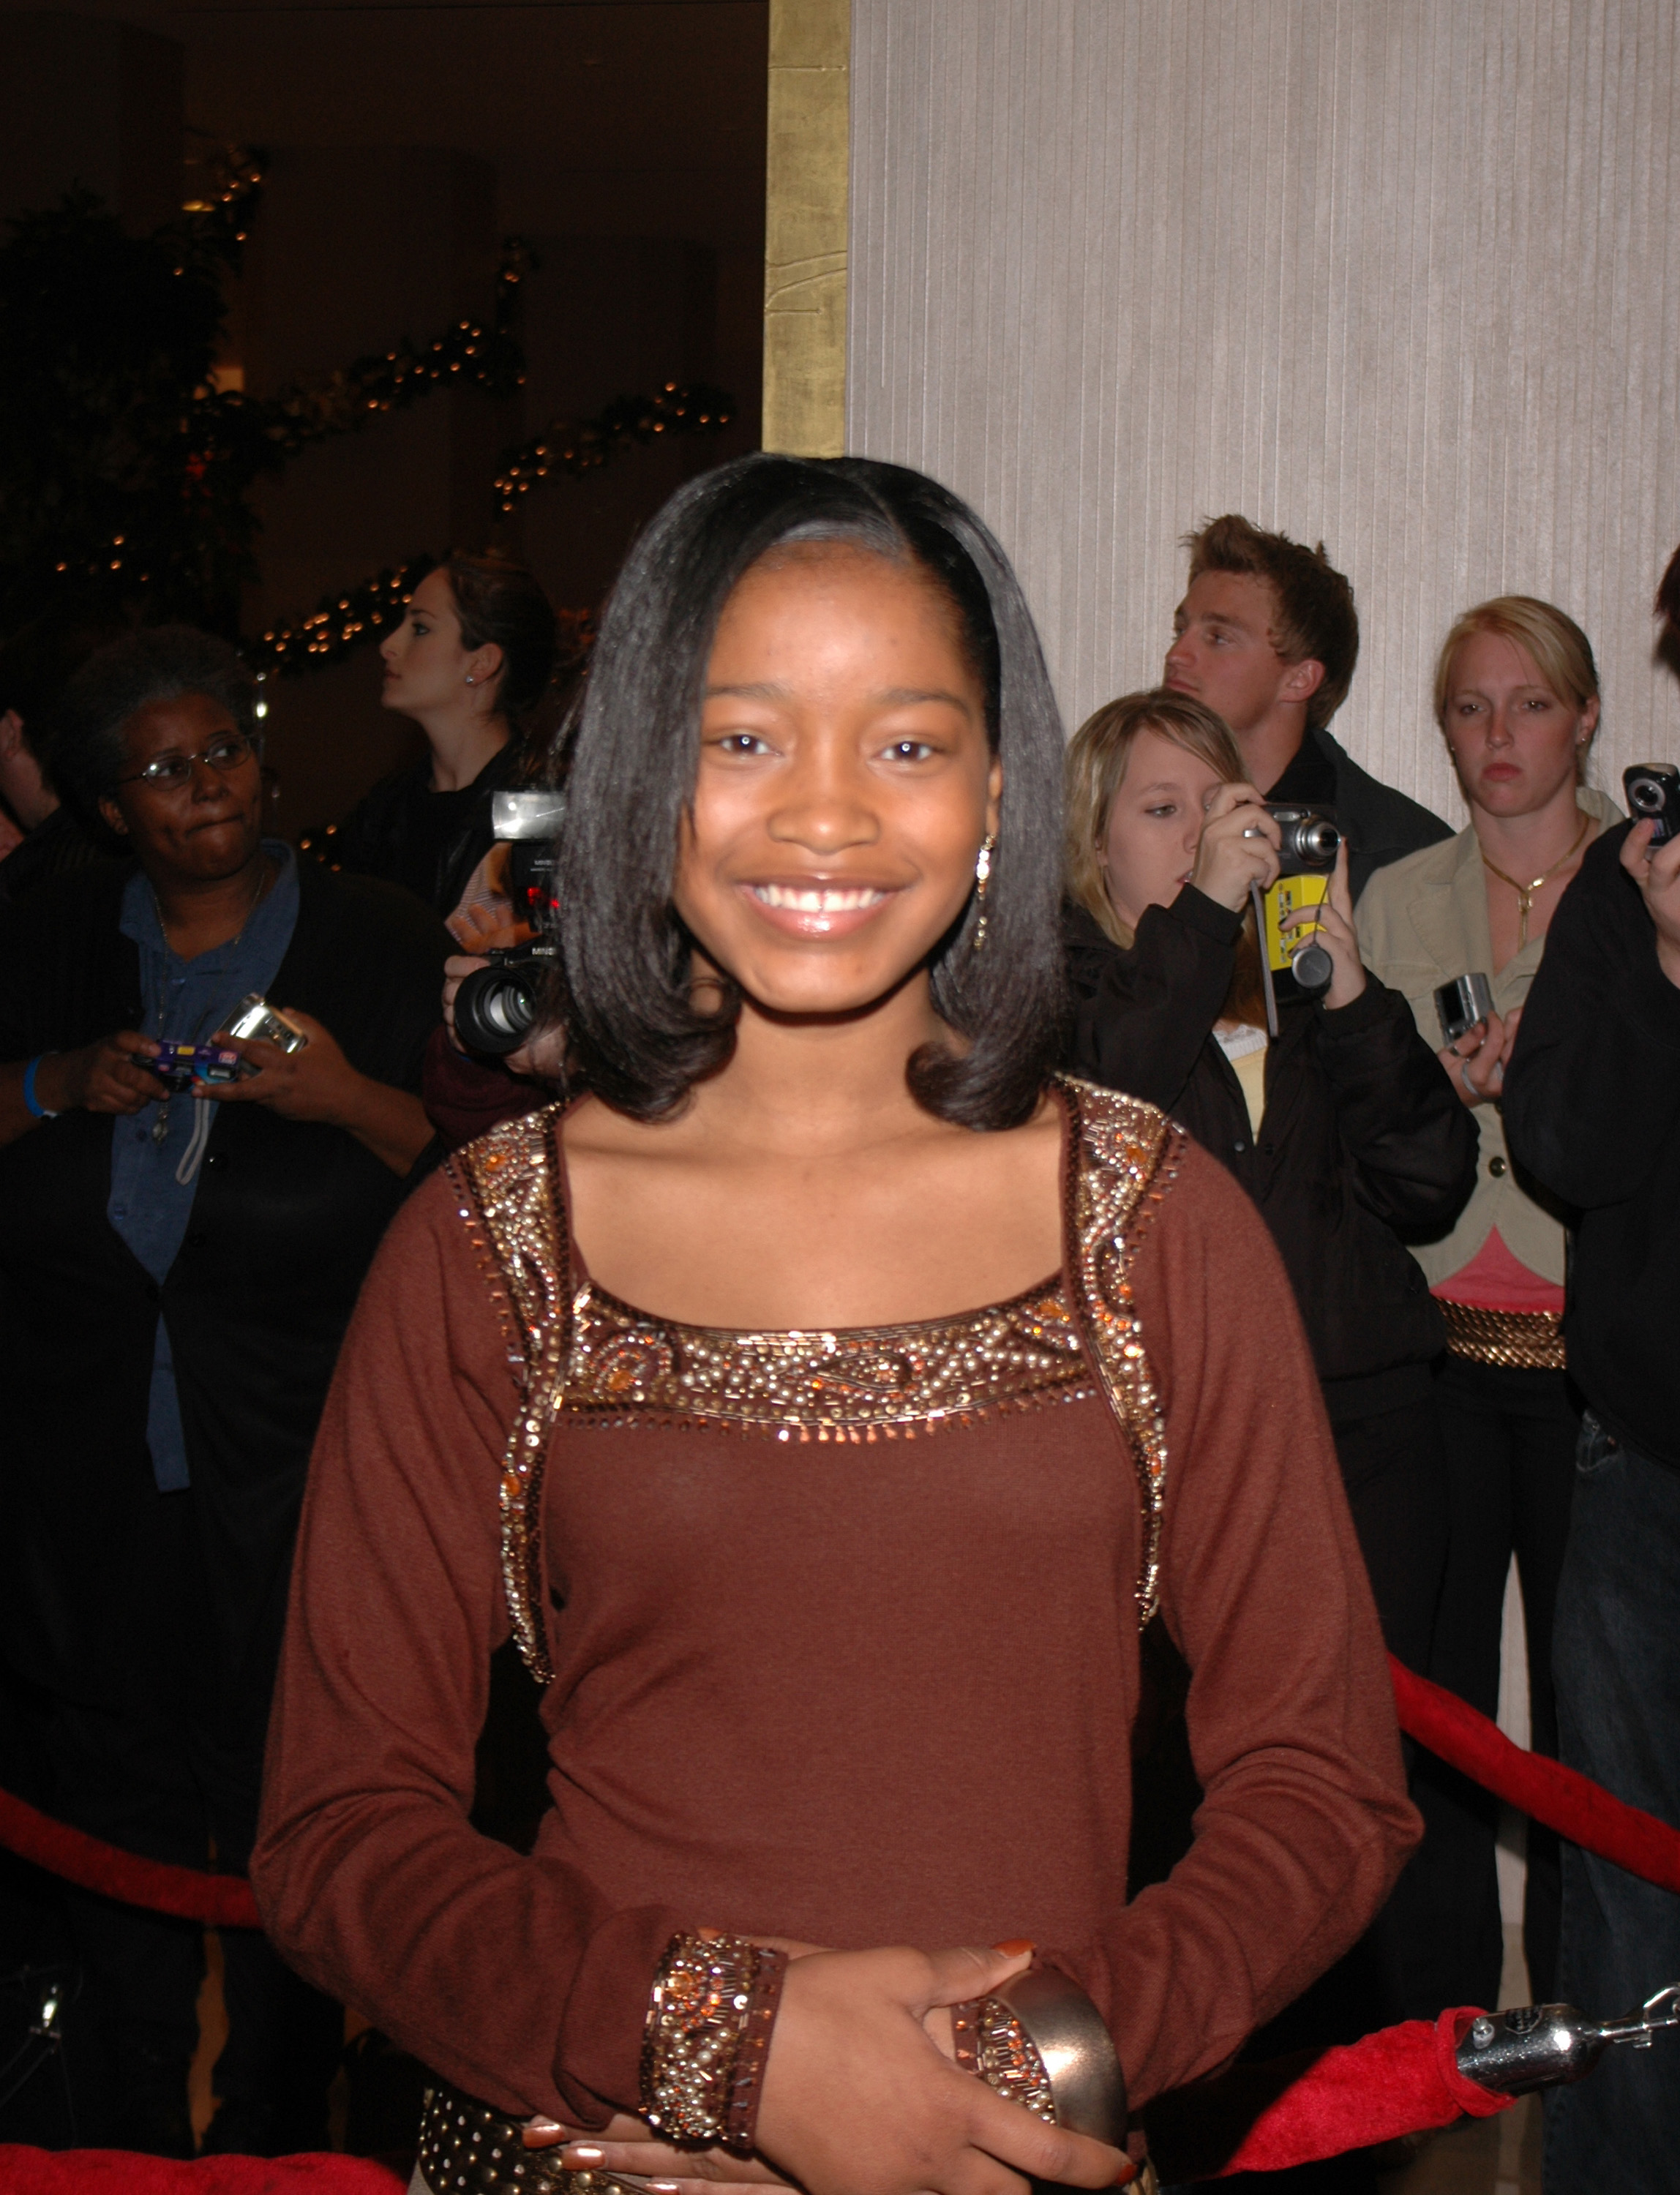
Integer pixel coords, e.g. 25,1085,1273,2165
1545,1412,1680,2193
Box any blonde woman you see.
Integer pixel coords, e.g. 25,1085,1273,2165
1356,597,1619,2021
1064,690,1476,1678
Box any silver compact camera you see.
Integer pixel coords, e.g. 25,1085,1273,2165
225,993,310,1054
1436,972,1495,1046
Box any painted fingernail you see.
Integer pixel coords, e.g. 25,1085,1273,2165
558,2145,604,2164
992,1938,1035,1957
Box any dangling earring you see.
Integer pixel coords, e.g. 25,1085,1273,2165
972,833,997,953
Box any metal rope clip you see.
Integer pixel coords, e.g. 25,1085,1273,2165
1458,1983,1680,2094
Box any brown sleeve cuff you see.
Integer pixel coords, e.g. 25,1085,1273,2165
552,1904,691,2126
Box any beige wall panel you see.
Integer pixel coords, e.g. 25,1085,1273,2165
765,0,851,456
849,0,1680,823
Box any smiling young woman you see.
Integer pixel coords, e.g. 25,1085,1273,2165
252,457,1417,2195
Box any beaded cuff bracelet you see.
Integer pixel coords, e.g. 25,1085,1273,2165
641,1931,790,2152
950,1996,1057,2123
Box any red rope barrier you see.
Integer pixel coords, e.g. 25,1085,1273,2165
0,1787,260,1929
1388,1654,1680,1896
1147,2008,1512,2181
0,2147,402,2191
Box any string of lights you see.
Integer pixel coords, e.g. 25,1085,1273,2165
492,381,734,514
249,557,594,679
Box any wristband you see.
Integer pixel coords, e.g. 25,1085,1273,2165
641,1929,790,2152
22,1055,59,1119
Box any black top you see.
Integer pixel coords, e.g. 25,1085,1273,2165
1271,725,1453,902
0,802,107,911
0,859,451,1706
322,738,525,918
1065,891,1477,1410
1504,822,1680,1469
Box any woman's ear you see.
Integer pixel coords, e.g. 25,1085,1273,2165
465,642,505,697
98,792,131,837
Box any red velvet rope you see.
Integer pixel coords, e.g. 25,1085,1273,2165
0,1786,260,1929
0,2148,402,2191
1388,1653,1680,1895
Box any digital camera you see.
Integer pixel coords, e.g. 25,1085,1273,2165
1257,803,1342,1001
1267,803,1343,877
452,791,566,1057
1436,972,1496,1046
1624,764,1679,847
153,1042,244,1095
225,993,310,1054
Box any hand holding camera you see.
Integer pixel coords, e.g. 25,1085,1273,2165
203,1005,361,1125
1280,839,1367,1010
33,1029,173,1117
1621,765,1680,991
1190,783,1280,911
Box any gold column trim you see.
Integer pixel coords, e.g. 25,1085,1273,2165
763,0,849,457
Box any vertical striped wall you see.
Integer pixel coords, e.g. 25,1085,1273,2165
848,0,1680,824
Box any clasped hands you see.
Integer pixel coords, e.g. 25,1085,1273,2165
527,1942,1131,2195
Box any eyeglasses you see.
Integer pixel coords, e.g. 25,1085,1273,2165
116,732,263,790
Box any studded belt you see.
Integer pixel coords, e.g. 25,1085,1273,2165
416,2083,654,2195
1439,1297,1566,1372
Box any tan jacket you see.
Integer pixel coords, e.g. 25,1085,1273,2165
1354,787,1621,1288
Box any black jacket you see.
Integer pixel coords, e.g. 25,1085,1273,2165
1271,725,1454,901
0,859,450,1706
322,738,525,918
1065,892,1477,1408
1504,822,1680,1469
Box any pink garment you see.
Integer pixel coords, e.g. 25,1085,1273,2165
1433,1227,1564,1316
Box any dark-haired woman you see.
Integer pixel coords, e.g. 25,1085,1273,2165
252,457,1415,2195
325,551,559,920
0,628,449,2155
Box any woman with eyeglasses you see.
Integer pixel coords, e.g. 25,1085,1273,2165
0,627,448,2157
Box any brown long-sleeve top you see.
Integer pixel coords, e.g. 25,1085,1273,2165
252,1080,1417,2129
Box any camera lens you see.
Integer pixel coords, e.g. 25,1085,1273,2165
1296,819,1341,863
1632,777,1663,813
454,966,539,1056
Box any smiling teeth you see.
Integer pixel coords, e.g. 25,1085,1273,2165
752,885,887,912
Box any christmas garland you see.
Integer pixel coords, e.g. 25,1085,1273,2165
252,556,595,678
493,380,735,513
4,146,738,648
250,378,734,678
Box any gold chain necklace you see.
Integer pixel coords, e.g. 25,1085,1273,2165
1480,809,1591,950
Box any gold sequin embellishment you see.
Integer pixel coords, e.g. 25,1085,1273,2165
563,1278,1092,1441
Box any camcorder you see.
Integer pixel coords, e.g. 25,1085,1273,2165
452,790,566,1057
1624,763,1680,847
1251,802,1342,1029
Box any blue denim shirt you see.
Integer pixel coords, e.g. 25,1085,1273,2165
108,844,299,1490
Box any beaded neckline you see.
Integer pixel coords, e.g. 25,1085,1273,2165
558,1271,1092,1441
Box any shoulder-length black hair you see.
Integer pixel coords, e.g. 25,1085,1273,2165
554,454,1068,1131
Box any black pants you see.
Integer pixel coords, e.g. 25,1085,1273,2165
6,1485,340,2151
1398,1353,1578,2017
